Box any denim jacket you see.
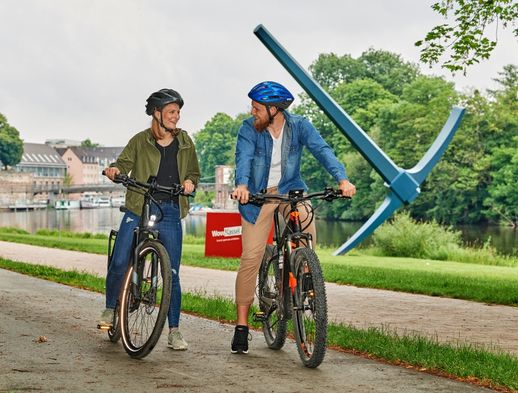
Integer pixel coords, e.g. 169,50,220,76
235,111,347,224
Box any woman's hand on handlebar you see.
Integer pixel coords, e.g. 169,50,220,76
231,184,250,204
103,167,121,182
182,179,195,195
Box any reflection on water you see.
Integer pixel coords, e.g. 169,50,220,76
0,208,516,255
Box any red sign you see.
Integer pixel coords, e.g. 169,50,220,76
204,212,274,258
205,212,243,258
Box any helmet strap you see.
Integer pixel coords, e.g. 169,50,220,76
266,106,280,125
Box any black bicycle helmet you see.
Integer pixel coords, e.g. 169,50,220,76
248,81,294,109
145,88,184,115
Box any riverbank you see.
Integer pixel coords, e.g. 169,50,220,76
1,207,517,255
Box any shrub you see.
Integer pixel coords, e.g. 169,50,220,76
372,212,461,259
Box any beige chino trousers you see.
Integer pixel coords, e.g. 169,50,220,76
235,188,316,306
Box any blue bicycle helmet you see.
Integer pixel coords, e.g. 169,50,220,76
145,88,184,115
248,81,294,109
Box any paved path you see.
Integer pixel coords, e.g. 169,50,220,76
0,269,491,393
1,240,518,356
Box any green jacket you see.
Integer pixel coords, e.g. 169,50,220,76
112,128,200,219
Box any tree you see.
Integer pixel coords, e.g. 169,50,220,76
484,136,518,226
0,113,23,169
483,65,518,226
194,113,243,181
416,0,518,73
81,139,99,147
309,49,420,96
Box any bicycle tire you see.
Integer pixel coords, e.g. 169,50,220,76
257,245,288,350
119,240,172,358
291,248,328,368
107,303,121,343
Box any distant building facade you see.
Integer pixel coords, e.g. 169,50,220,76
14,143,67,193
60,146,124,185
214,165,236,210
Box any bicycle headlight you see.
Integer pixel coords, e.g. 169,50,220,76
148,214,157,227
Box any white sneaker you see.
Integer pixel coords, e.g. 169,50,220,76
167,330,188,350
98,308,114,328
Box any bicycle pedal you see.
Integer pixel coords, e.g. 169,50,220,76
252,312,266,322
97,324,111,330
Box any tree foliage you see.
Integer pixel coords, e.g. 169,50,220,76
81,139,100,147
0,113,23,169
193,48,516,227
194,112,244,181
416,0,518,73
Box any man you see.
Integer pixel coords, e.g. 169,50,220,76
99,88,200,350
230,81,356,354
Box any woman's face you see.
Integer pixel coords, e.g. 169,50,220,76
156,102,181,130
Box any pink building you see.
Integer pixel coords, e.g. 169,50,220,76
59,146,123,185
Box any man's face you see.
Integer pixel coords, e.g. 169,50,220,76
251,101,271,131
155,103,181,131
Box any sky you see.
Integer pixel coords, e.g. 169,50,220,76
1,0,517,147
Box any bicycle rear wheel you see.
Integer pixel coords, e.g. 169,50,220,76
257,245,288,350
291,248,327,368
119,240,172,358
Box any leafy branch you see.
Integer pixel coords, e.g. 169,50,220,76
415,0,518,74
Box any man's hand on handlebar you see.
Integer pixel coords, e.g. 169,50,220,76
103,167,121,182
338,179,356,198
231,184,250,204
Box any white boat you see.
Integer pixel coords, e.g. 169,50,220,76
80,193,100,209
97,196,111,208
8,200,48,211
54,199,80,210
110,196,125,208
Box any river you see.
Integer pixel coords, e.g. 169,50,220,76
0,208,516,256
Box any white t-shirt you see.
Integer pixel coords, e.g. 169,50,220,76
267,122,285,188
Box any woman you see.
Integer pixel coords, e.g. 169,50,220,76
99,88,200,350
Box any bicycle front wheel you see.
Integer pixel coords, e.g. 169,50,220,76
291,248,327,368
257,245,287,350
119,240,172,358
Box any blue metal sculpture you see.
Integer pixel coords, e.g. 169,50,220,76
253,24,465,255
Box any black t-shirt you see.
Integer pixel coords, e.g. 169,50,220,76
154,138,180,203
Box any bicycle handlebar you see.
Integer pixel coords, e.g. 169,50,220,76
102,171,190,197
246,188,350,206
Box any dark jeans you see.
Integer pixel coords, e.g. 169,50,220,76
105,201,183,327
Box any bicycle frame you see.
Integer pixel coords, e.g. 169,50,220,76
272,191,314,300
112,174,185,306
251,187,348,367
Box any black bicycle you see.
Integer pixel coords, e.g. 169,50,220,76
99,173,187,359
249,188,349,368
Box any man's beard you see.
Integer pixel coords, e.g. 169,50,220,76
253,116,270,132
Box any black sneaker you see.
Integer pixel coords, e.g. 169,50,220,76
231,325,250,354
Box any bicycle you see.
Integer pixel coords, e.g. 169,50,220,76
248,188,349,368
98,173,187,359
